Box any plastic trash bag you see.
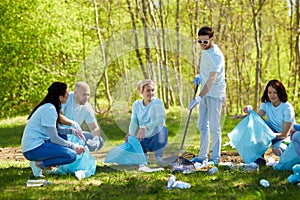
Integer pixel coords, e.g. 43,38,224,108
55,134,96,178
274,142,300,170
228,110,276,163
104,136,147,165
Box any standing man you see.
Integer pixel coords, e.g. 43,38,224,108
60,81,103,151
189,26,226,165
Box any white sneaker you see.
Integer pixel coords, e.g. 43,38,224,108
30,161,44,178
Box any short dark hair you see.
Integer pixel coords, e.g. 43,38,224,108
261,79,288,103
198,26,214,38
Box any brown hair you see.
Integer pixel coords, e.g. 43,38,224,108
261,79,288,103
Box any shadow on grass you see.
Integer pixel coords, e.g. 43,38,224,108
0,125,24,147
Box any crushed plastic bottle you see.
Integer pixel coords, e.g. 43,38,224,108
208,167,218,175
259,179,270,187
230,162,258,171
167,175,176,190
26,179,50,187
172,181,191,189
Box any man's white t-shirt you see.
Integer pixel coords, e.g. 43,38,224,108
61,92,96,125
200,44,226,98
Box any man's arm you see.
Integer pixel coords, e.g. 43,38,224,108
87,121,101,137
59,112,73,126
199,72,218,97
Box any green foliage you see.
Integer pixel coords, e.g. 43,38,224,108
0,0,96,118
1,0,299,119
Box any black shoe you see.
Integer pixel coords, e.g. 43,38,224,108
254,157,266,166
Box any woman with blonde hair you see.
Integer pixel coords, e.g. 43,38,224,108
124,79,168,166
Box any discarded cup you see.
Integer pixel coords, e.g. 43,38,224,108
259,179,270,187
208,167,218,175
26,179,50,187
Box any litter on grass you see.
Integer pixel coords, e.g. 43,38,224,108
138,166,164,173
167,175,191,190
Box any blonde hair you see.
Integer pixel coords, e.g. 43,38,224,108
137,79,155,94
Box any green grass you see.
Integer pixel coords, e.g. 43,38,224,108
1,107,300,199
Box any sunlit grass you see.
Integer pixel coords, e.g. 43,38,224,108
1,108,300,199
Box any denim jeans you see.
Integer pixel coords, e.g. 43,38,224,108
197,96,225,161
292,131,300,159
23,135,77,168
140,126,168,159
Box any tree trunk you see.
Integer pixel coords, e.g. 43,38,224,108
93,0,111,112
141,0,153,79
250,0,265,110
126,0,147,78
294,0,300,102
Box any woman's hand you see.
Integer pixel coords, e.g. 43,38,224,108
290,129,296,140
243,105,252,114
137,128,146,141
124,133,130,142
75,145,85,155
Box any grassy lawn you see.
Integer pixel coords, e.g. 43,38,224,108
0,107,300,199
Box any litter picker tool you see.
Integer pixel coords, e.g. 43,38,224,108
173,84,199,165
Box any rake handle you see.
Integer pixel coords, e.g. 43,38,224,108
179,84,199,152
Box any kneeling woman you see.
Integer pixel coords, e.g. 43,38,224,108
21,82,85,177
125,79,168,166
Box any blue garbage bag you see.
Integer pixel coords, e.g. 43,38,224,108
55,134,96,177
274,142,300,170
104,136,147,165
228,110,276,163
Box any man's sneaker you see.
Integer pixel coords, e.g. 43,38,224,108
208,159,219,166
30,161,44,178
190,157,205,163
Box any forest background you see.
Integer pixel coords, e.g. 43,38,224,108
1,0,300,120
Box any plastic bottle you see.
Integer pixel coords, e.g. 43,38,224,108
26,179,50,187
208,167,218,175
173,181,191,189
167,175,176,190
259,179,270,187
244,163,258,171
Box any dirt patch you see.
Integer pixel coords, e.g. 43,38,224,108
0,147,108,162
0,147,26,162
0,146,278,164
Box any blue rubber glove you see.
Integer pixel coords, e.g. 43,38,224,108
193,74,201,86
188,96,202,110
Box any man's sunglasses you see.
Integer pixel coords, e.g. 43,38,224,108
197,39,210,44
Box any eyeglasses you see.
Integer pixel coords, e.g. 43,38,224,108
197,39,210,44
